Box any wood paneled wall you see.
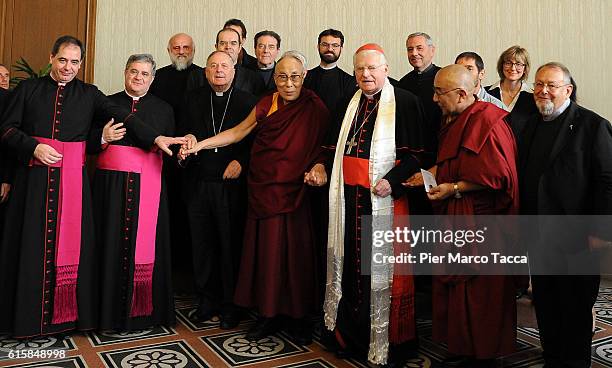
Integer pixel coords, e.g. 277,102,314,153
0,0,96,83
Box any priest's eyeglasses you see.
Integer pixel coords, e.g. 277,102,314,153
354,64,385,73
274,74,303,83
433,87,461,96
319,42,341,49
534,82,570,92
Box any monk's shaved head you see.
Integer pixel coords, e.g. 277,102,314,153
436,64,477,93
433,64,477,117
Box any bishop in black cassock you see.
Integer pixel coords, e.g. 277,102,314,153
89,87,176,331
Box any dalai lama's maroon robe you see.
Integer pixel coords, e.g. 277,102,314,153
431,101,519,359
234,88,329,318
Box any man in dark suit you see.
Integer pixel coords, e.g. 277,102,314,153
519,62,612,368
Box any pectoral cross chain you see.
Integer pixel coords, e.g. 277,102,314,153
345,136,358,154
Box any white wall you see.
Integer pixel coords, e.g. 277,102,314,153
94,0,611,119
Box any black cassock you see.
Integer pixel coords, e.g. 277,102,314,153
149,63,202,290
304,65,356,116
89,91,176,330
150,63,203,123
179,85,256,315
186,65,265,98
322,87,424,362
304,66,357,306
398,64,441,163
0,88,13,241
0,76,157,338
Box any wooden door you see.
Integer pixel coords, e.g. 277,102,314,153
0,0,96,83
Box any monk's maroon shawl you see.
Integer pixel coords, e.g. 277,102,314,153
249,88,329,219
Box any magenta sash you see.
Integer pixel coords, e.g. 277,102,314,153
31,137,85,324
96,145,162,317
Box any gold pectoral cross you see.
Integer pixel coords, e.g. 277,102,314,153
345,136,358,154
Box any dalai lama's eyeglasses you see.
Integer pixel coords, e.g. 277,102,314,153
274,74,303,84
433,87,461,96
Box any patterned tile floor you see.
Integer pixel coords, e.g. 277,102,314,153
0,287,610,367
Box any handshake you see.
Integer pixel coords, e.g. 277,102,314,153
177,134,201,161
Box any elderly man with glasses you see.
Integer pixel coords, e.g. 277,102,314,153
182,51,330,345
424,64,519,367
317,43,426,366
519,62,612,368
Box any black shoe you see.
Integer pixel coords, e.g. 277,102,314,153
245,317,280,341
219,312,241,330
441,355,473,367
287,318,312,346
320,329,340,352
192,306,218,323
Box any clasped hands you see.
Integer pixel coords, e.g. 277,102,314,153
177,134,241,179
101,118,186,156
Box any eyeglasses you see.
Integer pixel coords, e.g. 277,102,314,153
534,81,570,92
274,74,303,83
503,61,526,70
354,64,385,73
433,87,461,96
319,42,341,49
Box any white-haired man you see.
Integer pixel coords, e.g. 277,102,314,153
316,43,425,366
519,62,612,368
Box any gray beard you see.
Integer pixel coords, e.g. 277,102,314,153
170,55,193,71
537,100,555,116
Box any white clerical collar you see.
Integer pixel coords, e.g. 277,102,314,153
125,90,146,100
49,75,67,86
542,98,571,121
320,63,337,70
364,89,382,100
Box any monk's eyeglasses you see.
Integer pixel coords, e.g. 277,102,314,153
433,87,461,96
274,74,303,83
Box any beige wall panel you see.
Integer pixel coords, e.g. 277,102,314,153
95,0,610,119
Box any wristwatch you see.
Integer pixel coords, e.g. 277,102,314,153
453,183,462,199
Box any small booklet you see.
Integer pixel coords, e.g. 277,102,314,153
421,169,437,192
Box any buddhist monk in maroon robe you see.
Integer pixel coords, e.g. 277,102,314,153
424,65,519,367
182,51,329,345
